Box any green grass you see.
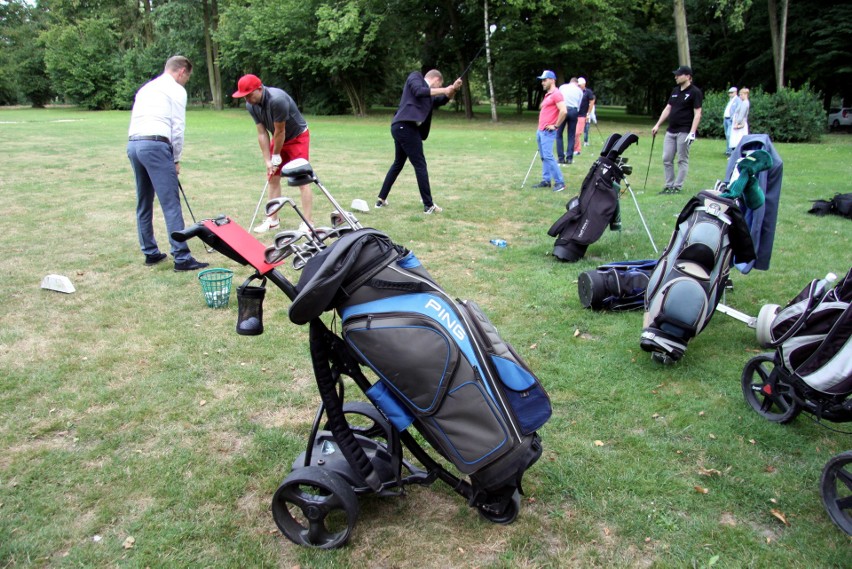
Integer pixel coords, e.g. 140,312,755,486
0,104,850,568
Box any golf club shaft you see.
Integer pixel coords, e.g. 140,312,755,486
249,179,269,231
626,182,659,254
178,180,197,223
460,44,486,79
642,133,655,191
521,150,539,188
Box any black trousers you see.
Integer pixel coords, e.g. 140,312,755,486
378,121,434,207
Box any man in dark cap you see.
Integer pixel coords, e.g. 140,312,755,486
651,65,703,194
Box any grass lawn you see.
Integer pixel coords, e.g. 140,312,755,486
0,104,850,568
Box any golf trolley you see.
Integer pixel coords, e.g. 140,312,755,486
173,159,549,549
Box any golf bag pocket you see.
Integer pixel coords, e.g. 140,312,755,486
366,381,414,431
459,300,551,435
341,295,513,472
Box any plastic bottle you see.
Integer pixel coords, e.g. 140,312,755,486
490,239,507,248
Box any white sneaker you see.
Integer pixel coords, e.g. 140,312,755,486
298,221,311,234
424,204,443,214
253,218,280,233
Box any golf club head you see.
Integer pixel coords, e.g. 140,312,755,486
330,210,360,230
264,243,295,264
265,196,296,217
281,158,314,187
273,229,304,250
291,241,323,270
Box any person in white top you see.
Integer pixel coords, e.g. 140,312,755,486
556,77,583,164
722,86,740,157
729,88,750,154
127,56,208,272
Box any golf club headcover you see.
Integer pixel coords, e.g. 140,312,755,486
721,149,772,210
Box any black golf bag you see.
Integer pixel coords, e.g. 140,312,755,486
639,190,757,363
577,260,657,311
548,133,639,262
289,228,551,501
742,267,852,424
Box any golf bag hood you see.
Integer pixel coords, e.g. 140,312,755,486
548,133,639,262
724,134,783,273
640,190,755,362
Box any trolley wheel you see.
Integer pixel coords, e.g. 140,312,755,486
755,303,780,347
820,451,852,535
271,466,359,549
577,270,605,309
741,355,801,423
477,490,521,525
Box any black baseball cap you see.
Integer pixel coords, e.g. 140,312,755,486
673,65,693,77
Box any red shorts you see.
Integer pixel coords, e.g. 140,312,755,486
271,129,310,174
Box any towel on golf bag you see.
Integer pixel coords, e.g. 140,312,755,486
720,149,770,210
289,228,550,489
758,267,852,397
808,193,852,219
640,190,755,362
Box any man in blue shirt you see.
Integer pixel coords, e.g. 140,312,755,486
375,69,462,214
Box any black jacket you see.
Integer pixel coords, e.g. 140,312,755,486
391,71,450,140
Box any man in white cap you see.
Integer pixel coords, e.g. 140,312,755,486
723,86,740,157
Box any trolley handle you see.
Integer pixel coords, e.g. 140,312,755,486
171,221,213,243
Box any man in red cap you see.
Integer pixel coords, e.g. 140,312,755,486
232,74,313,233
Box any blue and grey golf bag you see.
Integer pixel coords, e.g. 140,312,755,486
289,229,551,505
548,133,639,262
639,190,757,362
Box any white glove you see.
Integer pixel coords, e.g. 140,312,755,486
686,132,696,146
270,154,282,168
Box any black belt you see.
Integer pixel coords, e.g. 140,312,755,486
129,135,170,144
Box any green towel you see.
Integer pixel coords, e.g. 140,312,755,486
720,150,772,210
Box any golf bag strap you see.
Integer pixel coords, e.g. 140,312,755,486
769,280,826,347
365,277,433,293
309,319,383,492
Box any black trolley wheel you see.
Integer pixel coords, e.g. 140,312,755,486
577,270,606,309
741,354,802,424
477,490,521,525
820,450,852,536
271,466,359,549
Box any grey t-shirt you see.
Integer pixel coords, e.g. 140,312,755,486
247,86,308,140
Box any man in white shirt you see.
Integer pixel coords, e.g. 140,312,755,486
556,77,583,164
722,86,740,157
127,55,208,272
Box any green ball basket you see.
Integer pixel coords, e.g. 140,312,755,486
198,268,234,309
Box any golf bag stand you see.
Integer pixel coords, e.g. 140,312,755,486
741,267,852,425
548,133,639,262
639,190,756,363
171,160,550,549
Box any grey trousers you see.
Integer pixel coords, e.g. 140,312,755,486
662,131,691,190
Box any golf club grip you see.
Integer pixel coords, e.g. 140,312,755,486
171,222,212,243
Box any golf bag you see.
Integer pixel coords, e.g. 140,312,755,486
639,190,756,362
289,228,551,496
742,267,852,424
548,133,639,262
577,260,657,311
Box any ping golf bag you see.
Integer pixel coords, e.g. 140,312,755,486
548,133,639,262
639,190,757,362
577,260,657,311
742,267,852,424
289,228,551,509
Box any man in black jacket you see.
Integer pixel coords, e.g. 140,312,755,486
376,69,462,214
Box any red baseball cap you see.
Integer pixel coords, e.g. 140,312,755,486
232,74,262,98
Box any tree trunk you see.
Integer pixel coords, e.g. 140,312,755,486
767,0,787,90
202,0,223,110
673,0,691,67
142,0,153,46
341,77,367,117
484,1,497,123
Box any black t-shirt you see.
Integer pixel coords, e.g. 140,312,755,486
666,83,703,133
579,88,596,115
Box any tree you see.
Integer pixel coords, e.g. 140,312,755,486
673,0,691,66
202,0,222,110
767,0,787,90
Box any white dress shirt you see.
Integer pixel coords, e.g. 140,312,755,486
559,83,584,110
128,73,187,162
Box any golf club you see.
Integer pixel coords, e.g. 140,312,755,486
273,229,304,250
459,24,498,80
281,158,362,231
265,196,297,218
178,180,214,253
521,150,539,189
622,176,659,254
642,133,656,191
248,178,270,232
